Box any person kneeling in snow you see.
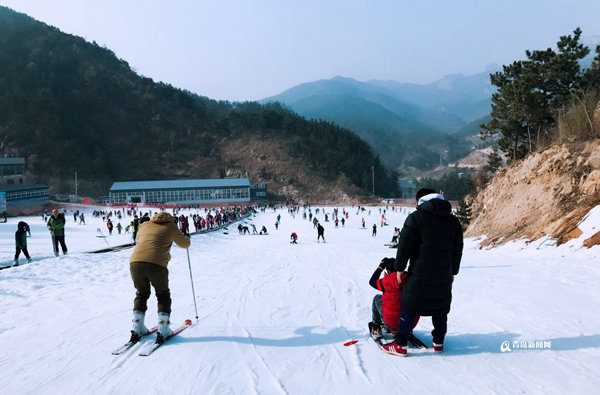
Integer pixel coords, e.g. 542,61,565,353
368,258,419,339
129,212,191,344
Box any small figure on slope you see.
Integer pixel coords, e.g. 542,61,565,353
317,223,325,243
14,221,32,266
47,209,68,256
290,232,298,244
391,227,400,244
131,215,140,244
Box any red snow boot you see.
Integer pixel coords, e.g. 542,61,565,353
433,342,444,352
381,342,407,357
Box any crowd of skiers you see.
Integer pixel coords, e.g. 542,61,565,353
8,205,254,267
269,204,399,245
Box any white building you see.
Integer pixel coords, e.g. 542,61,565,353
109,178,251,204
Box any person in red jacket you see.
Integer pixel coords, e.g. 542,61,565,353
368,258,419,339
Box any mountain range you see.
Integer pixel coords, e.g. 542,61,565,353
261,71,497,172
262,34,599,174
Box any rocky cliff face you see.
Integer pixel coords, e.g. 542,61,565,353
215,136,361,203
466,140,600,247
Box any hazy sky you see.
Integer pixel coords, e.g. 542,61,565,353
2,0,599,101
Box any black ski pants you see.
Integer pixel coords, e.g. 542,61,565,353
52,235,68,254
15,246,31,260
394,304,447,346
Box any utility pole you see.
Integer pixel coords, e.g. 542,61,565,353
75,171,77,198
371,166,375,198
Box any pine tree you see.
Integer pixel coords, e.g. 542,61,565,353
483,149,503,175
482,28,591,160
455,199,472,230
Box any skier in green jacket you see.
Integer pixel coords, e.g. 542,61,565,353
47,209,68,256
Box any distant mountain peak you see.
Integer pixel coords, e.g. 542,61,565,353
484,63,501,73
331,75,355,82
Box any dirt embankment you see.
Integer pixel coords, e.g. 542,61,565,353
466,140,600,247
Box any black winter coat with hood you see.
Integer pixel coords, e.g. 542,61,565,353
394,197,463,316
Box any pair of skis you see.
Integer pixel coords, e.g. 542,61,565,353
112,319,192,356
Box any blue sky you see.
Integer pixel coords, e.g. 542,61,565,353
2,0,599,101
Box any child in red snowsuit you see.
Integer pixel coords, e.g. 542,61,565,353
368,258,419,337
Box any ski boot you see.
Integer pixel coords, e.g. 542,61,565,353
130,310,149,342
157,312,173,344
368,321,383,340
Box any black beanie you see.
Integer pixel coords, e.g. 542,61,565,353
383,257,396,272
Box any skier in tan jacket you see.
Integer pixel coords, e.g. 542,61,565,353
129,212,191,343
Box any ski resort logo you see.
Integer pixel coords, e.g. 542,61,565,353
501,340,551,352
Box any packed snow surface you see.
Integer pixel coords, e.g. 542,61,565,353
1,205,599,394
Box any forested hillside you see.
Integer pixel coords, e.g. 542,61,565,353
0,6,399,200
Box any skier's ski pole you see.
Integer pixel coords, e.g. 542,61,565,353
96,228,110,246
51,233,57,256
186,249,199,323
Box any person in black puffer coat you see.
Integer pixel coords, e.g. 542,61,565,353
381,188,463,357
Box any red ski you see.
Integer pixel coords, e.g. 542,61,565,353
138,319,192,356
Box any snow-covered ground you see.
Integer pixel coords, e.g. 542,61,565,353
1,205,599,394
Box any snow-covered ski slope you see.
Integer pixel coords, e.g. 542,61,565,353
1,205,599,394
